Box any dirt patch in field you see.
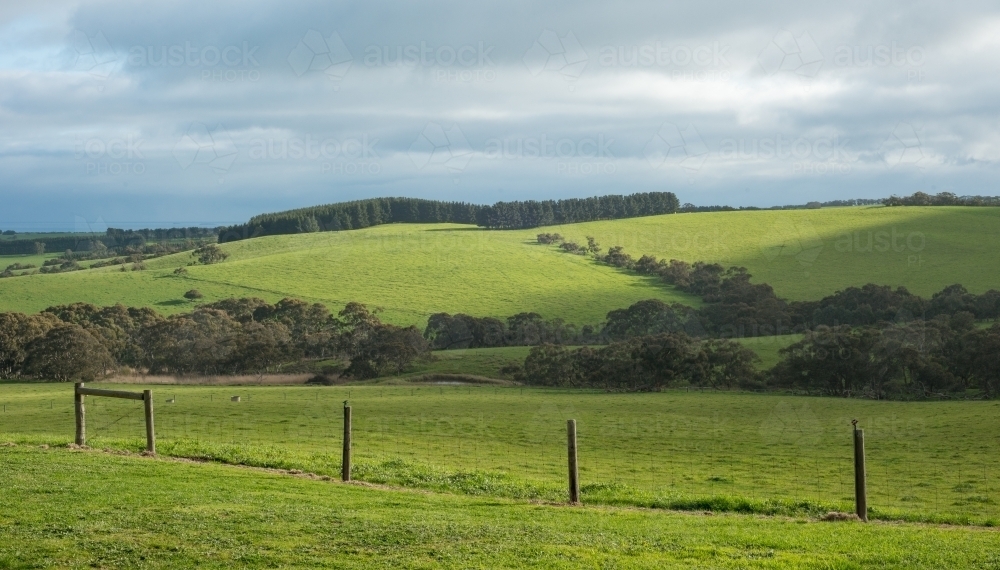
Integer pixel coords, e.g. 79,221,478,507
105,374,315,386
397,373,515,386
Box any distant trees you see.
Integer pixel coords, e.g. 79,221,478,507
768,318,996,399
423,311,589,349
475,192,680,229
33,242,44,255
515,333,759,391
22,324,114,382
0,299,428,380
884,191,1000,207
218,193,681,242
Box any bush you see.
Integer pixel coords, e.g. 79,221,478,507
184,289,204,300
194,244,229,265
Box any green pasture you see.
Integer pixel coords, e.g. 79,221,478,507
544,205,1000,300
0,225,693,326
2,383,998,525
402,346,532,378
1,207,998,326
5,448,1000,569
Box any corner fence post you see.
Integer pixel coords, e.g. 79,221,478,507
144,390,155,454
342,402,352,482
853,420,867,521
567,419,580,504
74,382,86,446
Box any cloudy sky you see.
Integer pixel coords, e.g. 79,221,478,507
2,0,998,230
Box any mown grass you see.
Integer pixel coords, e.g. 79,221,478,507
2,383,998,525
5,446,1000,569
2,206,998,325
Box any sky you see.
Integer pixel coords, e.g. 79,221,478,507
1,0,999,231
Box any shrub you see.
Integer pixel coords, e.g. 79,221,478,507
194,244,229,265
184,289,204,300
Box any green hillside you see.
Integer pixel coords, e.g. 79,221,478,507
0,206,997,325
545,205,1000,300
0,225,695,325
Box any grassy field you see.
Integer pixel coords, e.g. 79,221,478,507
402,346,532,378
0,225,694,326
0,206,998,326
2,383,998,525
545,205,1000,300
6,447,1000,569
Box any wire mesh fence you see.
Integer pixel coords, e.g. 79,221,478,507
1,383,997,523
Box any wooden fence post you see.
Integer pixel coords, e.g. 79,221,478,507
74,383,85,446
853,420,867,522
144,390,155,454
342,402,352,482
567,419,580,504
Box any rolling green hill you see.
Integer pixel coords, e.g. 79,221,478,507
544,205,1000,300
0,206,997,326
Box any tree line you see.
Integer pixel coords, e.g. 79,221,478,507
883,191,1000,207
216,192,681,242
513,333,758,391
0,299,427,382
547,233,1000,338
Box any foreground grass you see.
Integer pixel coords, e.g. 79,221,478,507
3,446,1000,569
3,383,998,524
2,207,999,325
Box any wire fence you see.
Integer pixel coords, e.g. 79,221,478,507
1,384,997,523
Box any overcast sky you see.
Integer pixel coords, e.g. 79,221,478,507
2,0,998,230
